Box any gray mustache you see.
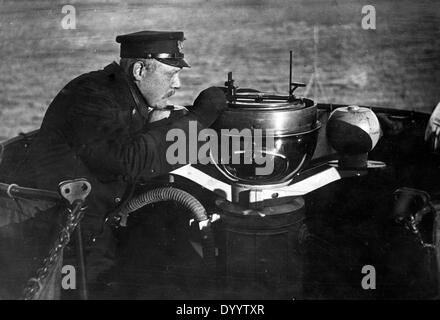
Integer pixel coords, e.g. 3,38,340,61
164,90,175,99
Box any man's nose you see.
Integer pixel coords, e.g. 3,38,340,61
171,74,181,89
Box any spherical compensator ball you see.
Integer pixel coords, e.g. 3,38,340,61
326,106,381,155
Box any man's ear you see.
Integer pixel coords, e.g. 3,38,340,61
132,61,144,81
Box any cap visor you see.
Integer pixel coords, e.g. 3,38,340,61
156,57,191,68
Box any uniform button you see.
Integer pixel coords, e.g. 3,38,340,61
114,197,121,204
132,108,136,116
151,169,155,173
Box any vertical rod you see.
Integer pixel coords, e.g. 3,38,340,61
313,25,319,100
289,50,293,96
226,71,234,101
75,224,88,300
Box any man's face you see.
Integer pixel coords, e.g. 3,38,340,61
136,60,181,109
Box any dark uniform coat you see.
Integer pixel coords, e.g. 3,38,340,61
8,62,226,240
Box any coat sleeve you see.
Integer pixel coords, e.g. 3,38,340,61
67,86,226,182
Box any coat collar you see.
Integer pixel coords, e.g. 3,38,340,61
103,62,151,119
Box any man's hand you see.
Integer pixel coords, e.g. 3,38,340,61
147,87,227,129
148,105,188,123
425,102,440,152
148,109,171,123
188,87,227,126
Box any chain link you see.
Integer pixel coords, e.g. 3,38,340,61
22,201,86,300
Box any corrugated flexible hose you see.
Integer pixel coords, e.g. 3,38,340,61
118,187,216,272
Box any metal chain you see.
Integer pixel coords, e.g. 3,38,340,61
22,201,86,300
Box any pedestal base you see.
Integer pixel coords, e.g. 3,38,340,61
214,198,306,299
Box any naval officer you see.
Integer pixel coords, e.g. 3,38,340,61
5,30,227,289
